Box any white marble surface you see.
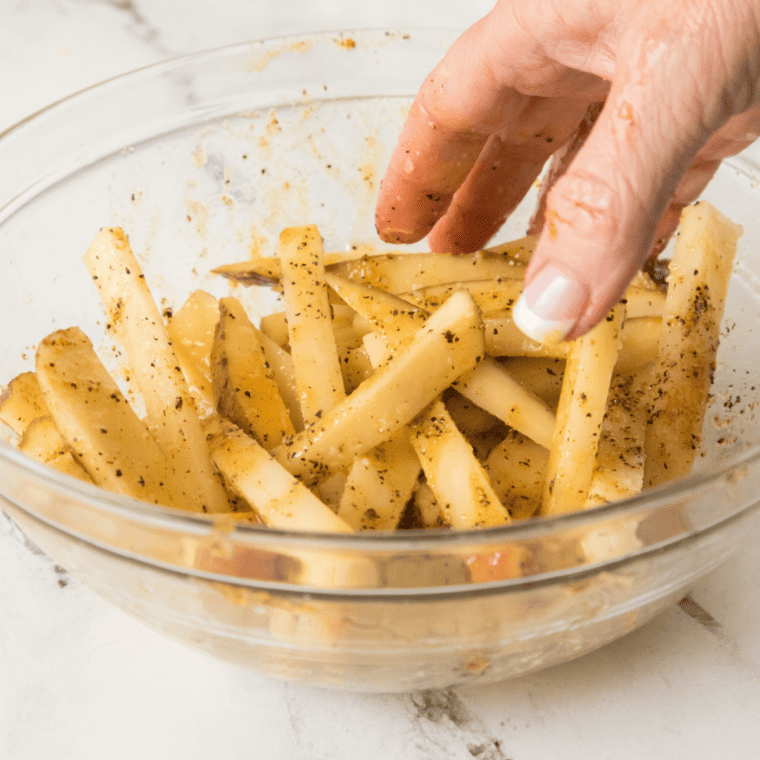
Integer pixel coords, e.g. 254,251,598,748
2,2,760,758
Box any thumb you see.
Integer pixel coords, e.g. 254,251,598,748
513,0,757,342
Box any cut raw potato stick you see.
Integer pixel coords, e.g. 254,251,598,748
211,297,295,449
274,290,485,484
337,428,421,531
206,417,353,533
409,399,510,529
452,356,556,450
166,289,219,418
18,415,92,482
585,365,654,507
36,327,189,509
0,372,49,436
279,225,346,423
83,227,229,513
541,303,626,516
644,202,742,486
484,430,548,520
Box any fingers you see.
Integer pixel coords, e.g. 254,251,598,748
514,1,759,342
375,17,526,245
427,96,594,253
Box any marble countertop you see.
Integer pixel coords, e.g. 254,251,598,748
2,2,760,758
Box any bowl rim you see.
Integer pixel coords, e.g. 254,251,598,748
1,27,759,554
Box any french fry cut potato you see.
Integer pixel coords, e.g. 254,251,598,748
253,325,304,432
329,251,526,293
644,202,742,487
206,417,353,533
18,415,92,482
325,272,428,342
410,400,510,529
484,234,537,263
400,279,523,314
211,297,294,449
484,430,548,520
274,290,485,484
586,365,653,507
279,225,346,423
84,227,229,513
212,249,406,287
337,428,421,530
166,289,219,418
217,248,526,293
36,327,189,509
541,304,625,516
259,310,290,349
452,356,556,450
498,357,565,408
0,372,48,436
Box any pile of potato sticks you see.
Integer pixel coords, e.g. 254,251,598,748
0,203,741,537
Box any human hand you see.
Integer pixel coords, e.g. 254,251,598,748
375,0,760,340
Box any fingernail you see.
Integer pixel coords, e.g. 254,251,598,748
513,264,588,344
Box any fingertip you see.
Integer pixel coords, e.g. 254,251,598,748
512,262,589,344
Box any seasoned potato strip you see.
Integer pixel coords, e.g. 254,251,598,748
36,327,188,508
586,366,653,506
337,428,420,530
325,272,427,340
623,287,666,319
329,273,554,447
259,310,290,349
329,251,525,293
484,430,548,520
401,279,522,314
18,415,92,482
206,417,353,533
211,297,294,448
409,400,510,528
541,304,625,516
212,249,406,287
644,202,741,486
279,226,346,423
499,357,565,408
274,290,485,484
485,313,659,368
166,289,218,417
0,372,48,436
484,234,537,263
452,357,556,449
84,227,228,514
253,325,304,432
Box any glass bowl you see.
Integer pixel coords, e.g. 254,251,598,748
2,29,760,693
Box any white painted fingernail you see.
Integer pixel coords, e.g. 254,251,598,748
513,264,588,344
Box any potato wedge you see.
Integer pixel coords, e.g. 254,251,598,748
36,327,188,508
644,202,742,486
541,304,625,516
84,227,228,513
409,400,510,529
211,297,294,448
274,290,485,484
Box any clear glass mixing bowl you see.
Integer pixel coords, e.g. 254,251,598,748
1,29,760,692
